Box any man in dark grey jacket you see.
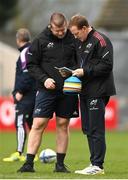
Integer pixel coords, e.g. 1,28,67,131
18,13,79,173
69,14,116,175
3,28,36,162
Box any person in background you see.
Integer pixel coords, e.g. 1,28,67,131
3,28,37,162
17,13,79,173
69,14,116,175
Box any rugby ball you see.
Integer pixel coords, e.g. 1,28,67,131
39,148,56,163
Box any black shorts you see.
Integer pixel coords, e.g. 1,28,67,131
33,89,79,119
15,101,35,129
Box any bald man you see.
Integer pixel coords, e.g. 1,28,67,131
17,13,79,173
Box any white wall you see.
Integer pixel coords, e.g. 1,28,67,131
0,42,19,95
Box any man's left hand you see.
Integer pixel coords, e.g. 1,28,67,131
72,68,84,77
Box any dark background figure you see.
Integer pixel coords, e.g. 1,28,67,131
3,28,37,162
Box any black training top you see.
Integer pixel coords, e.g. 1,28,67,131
27,27,78,91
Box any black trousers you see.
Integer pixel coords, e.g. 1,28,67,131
80,96,110,168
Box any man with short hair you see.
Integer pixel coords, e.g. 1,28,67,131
3,28,37,162
17,13,79,173
69,14,116,175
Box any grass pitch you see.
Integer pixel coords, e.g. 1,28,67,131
0,130,128,179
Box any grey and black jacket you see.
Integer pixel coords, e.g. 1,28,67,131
13,43,36,104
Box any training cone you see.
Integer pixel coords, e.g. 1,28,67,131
63,76,82,95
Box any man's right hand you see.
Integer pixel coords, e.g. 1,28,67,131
44,78,56,89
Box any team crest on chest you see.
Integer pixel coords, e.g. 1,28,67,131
86,43,92,48
84,43,92,53
47,42,54,48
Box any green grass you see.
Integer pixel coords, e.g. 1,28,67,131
0,130,128,179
